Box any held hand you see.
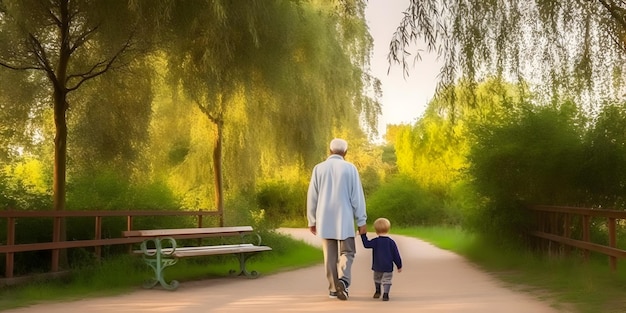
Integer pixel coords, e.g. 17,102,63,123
358,225,367,235
309,226,317,235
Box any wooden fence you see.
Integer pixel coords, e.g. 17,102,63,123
6,205,624,284
529,205,626,271
0,209,221,283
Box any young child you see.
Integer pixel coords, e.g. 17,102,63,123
360,217,403,301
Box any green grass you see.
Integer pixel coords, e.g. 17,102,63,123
0,230,321,311
396,226,626,313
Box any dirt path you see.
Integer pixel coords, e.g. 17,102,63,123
5,228,568,313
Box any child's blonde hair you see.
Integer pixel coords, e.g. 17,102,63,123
373,217,391,234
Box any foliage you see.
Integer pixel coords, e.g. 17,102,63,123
392,78,526,232
0,69,46,163
69,58,155,176
466,103,587,240
390,0,626,108
366,175,446,226
0,157,52,210
223,190,258,227
161,0,379,166
580,101,626,208
66,169,180,211
255,179,307,227
342,138,389,197
395,78,522,197
469,103,585,204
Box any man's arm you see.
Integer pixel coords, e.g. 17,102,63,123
351,166,367,227
306,168,318,233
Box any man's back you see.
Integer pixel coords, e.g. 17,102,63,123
307,154,366,240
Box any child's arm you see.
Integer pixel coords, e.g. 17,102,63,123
360,233,374,248
391,239,402,272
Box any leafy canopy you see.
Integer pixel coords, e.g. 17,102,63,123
390,0,626,107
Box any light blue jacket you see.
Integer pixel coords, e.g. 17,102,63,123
307,154,367,240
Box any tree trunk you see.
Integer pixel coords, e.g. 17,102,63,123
52,86,69,269
52,0,71,268
212,120,224,226
52,91,67,213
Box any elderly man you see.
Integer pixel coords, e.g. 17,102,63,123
307,138,368,301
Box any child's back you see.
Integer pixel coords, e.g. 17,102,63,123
360,217,402,301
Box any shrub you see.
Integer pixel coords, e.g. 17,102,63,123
366,175,445,227
466,103,584,242
67,170,180,210
255,179,306,227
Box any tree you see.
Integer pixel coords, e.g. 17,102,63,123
390,0,626,108
158,0,379,221
0,0,143,212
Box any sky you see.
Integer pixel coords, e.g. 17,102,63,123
364,0,441,138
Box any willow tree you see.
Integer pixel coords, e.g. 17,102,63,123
0,70,46,163
70,58,154,177
0,0,148,212
158,0,379,219
390,0,626,111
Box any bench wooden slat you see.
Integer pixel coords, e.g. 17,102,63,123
173,245,272,258
123,226,254,238
134,244,255,254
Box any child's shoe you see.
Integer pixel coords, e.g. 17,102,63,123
373,291,381,298
382,293,389,301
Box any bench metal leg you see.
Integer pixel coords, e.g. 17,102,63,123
140,237,180,290
229,252,261,278
143,257,179,290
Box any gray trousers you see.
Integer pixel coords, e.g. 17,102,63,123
374,271,394,285
322,237,356,292
374,271,394,293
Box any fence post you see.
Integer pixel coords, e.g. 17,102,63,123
51,216,61,272
126,215,133,254
6,217,15,278
608,217,617,271
582,215,590,262
95,216,102,261
563,214,571,255
197,212,203,246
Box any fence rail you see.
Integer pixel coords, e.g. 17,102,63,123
0,209,222,282
529,205,626,271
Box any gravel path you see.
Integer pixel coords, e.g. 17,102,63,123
4,228,569,313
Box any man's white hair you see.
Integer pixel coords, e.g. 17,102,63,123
329,138,348,153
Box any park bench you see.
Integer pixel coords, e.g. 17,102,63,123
123,226,272,290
